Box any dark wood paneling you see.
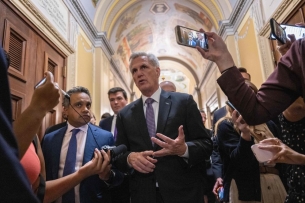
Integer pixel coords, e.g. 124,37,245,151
0,0,67,140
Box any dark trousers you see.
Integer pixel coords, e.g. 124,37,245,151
156,187,164,203
110,175,130,203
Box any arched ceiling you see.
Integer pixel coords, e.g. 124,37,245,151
93,0,236,93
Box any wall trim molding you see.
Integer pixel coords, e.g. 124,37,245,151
63,0,114,59
259,0,302,38
11,0,74,56
110,58,132,94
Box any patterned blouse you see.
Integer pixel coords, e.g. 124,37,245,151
278,114,305,203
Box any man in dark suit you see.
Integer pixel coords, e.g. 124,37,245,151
99,87,130,203
99,87,128,135
115,52,213,203
42,86,123,203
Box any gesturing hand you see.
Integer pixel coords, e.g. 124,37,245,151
152,125,187,157
128,151,157,173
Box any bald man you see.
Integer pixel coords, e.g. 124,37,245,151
159,81,176,92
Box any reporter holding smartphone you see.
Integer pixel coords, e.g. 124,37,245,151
258,31,305,202
214,80,286,203
196,23,305,202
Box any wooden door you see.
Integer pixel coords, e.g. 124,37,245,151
0,0,67,140
36,38,66,138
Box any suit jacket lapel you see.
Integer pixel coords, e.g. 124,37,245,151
83,124,98,165
52,126,67,179
132,98,153,149
106,116,113,131
157,90,171,134
155,91,172,150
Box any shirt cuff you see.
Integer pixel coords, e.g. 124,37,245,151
127,153,132,167
179,143,189,158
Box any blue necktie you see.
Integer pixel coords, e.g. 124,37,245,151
62,128,80,203
145,98,155,142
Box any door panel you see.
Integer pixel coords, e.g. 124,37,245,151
0,0,67,140
36,38,66,139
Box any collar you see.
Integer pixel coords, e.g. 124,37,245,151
142,87,161,106
66,122,88,133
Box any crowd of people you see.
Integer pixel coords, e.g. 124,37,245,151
1,21,305,203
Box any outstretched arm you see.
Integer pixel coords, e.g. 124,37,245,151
44,149,109,203
13,72,60,159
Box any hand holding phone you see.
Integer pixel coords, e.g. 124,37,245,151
31,72,60,112
35,76,70,99
270,18,287,44
251,143,276,163
225,101,240,117
217,186,224,200
175,25,208,50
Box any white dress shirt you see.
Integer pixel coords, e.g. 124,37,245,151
111,114,117,137
56,122,88,203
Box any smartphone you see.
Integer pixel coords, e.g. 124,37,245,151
175,25,208,50
34,77,46,89
251,143,275,163
270,18,287,44
217,186,224,200
34,77,70,100
279,24,305,40
225,101,240,117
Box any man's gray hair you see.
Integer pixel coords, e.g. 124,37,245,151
129,52,159,69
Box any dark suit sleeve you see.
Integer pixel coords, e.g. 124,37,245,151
217,120,256,170
114,113,131,173
211,136,222,179
217,39,304,125
184,95,213,166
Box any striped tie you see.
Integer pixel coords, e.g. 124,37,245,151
145,98,155,142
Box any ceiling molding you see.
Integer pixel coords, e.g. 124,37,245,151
63,0,114,59
218,0,254,39
158,56,200,85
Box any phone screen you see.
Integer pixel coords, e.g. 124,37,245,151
175,26,208,50
270,18,286,44
280,24,305,40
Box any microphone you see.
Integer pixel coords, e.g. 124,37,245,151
101,144,127,164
